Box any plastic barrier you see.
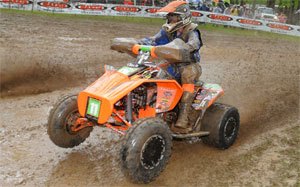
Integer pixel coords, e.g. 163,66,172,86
1,1,299,37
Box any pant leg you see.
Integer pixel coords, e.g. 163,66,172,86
179,63,202,86
174,63,202,131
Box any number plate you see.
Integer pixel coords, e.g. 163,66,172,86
87,98,101,118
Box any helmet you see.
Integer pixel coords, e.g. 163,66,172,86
157,1,192,33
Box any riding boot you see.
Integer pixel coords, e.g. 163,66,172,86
174,91,194,133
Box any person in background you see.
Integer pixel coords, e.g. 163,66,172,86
230,5,239,16
199,1,210,12
278,12,287,23
224,3,232,15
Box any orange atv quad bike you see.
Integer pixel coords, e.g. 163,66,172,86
47,38,240,184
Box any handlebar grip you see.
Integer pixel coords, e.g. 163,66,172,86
132,44,157,58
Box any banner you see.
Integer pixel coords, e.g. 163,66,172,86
1,1,299,37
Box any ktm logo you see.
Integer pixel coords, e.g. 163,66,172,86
145,8,159,13
207,14,233,21
1,0,32,4
236,19,262,26
191,11,203,17
111,6,141,12
266,23,293,31
37,1,71,9
75,4,107,11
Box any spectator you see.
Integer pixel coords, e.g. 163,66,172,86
213,2,224,13
238,5,245,17
188,0,201,10
224,4,231,15
230,5,239,16
278,12,287,23
243,7,253,18
199,2,210,11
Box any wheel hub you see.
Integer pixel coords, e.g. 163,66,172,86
140,135,166,170
224,117,237,141
65,110,81,134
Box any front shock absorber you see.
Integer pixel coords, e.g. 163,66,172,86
126,92,133,123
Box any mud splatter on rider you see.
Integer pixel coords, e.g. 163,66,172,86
139,1,203,133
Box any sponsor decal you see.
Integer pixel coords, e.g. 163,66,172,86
111,6,141,12
37,1,71,9
156,87,176,112
75,4,107,11
191,11,203,17
0,0,32,4
87,98,101,118
266,23,293,31
236,19,262,26
145,8,159,13
207,14,233,21
163,91,173,98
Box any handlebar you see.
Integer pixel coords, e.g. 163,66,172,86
111,37,192,63
132,44,157,58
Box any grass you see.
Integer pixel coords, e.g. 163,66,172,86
198,23,300,41
1,8,300,42
0,8,164,24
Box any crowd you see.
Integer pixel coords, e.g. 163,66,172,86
187,0,289,23
73,0,289,23
188,0,254,19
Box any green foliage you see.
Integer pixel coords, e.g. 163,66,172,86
230,0,298,9
278,0,299,8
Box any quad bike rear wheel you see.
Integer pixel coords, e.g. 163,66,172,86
201,103,240,149
120,118,172,183
48,95,93,148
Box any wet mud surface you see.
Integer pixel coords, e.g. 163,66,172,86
0,12,299,186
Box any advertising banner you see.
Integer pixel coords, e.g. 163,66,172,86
1,2,299,37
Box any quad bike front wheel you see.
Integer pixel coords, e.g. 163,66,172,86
47,95,93,148
120,118,172,183
201,103,240,149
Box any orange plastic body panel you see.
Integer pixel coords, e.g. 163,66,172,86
155,81,183,113
182,83,195,93
138,106,156,118
78,70,129,124
78,70,183,124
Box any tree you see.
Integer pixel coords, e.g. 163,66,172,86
252,0,256,18
288,0,295,24
266,0,276,8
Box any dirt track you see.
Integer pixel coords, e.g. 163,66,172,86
0,11,299,186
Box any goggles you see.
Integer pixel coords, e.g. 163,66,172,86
166,13,182,23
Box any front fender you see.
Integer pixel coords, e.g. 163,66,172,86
78,74,183,124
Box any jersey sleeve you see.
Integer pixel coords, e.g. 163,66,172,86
186,30,201,52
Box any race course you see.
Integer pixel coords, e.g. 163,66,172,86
0,11,299,186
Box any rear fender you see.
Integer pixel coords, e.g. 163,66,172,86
192,83,224,110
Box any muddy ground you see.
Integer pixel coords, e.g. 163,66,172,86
0,11,299,186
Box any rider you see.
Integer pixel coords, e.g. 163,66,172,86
140,0,203,133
